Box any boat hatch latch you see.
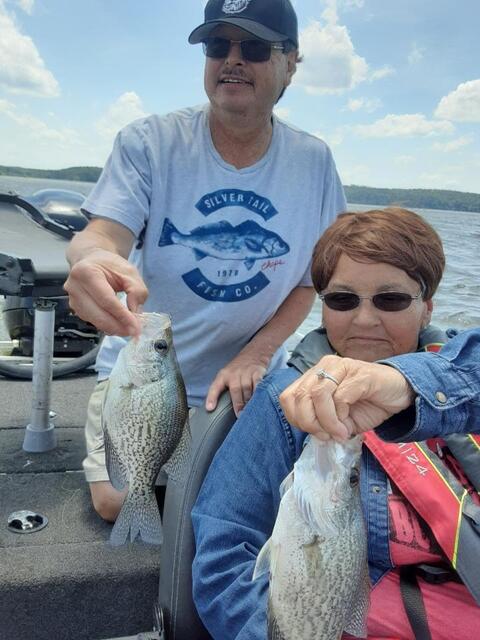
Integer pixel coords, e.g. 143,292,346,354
7,510,48,534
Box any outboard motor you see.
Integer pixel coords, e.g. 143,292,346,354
0,188,101,375
3,296,98,358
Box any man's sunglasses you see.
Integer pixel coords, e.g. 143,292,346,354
319,291,423,312
202,37,286,63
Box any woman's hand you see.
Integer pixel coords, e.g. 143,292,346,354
279,355,416,441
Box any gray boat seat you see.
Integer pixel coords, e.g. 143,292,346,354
158,390,236,639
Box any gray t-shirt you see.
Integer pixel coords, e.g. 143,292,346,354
85,104,346,406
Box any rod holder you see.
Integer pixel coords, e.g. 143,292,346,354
23,299,57,452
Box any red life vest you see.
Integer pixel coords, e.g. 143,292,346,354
364,343,480,604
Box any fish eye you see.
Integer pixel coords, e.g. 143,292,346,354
349,468,360,487
154,339,168,353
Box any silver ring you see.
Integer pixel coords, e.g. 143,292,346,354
315,368,339,385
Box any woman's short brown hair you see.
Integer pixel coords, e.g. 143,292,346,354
311,207,445,299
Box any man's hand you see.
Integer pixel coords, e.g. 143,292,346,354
279,354,415,442
64,249,148,337
205,347,269,417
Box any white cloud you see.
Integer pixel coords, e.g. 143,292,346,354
418,171,462,190
394,155,415,166
434,79,480,123
294,3,393,96
345,97,382,113
3,0,34,11
346,98,363,111
339,163,371,185
95,92,147,140
408,43,425,65
432,136,474,153
15,0,34,13
0,98,79,145
353,113,455,138
312,130,326,141
0,7,59,97
274,106,291,120
313,128,345,147
369,65,395,81
295,18,368,95
341,0,364,8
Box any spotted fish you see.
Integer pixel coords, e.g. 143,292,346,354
254,436,369,639
102,312,189,546
158,218,289,270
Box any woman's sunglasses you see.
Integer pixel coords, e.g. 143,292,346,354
319,291,423,312
202,37,285,63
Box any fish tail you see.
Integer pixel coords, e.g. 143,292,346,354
109,491,163,546
268,613,286,640
158,217,180,247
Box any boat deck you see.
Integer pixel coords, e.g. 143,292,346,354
0,371,160,640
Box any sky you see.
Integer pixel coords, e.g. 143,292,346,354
0,0,479,192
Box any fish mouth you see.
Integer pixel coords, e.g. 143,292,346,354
263,238,289,255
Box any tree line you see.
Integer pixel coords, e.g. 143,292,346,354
345,185,480,213
1,165,479,213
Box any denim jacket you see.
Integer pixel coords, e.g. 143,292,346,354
192,328,480,640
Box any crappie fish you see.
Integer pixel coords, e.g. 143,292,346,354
102,312,189,546
158,218,289,270
254,436,369,639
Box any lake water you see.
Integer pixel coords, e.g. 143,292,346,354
1,175,479,341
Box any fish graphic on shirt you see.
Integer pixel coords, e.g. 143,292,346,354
158,218,289,270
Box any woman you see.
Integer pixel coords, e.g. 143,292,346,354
192,208,480,639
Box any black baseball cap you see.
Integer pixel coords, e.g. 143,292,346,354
188,0,298,48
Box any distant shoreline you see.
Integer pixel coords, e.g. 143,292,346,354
1,165,479,213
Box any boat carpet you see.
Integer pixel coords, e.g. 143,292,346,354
0,426,85,473
0,373,161,639
0,471,161,639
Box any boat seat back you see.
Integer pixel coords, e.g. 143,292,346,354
158,391,236,639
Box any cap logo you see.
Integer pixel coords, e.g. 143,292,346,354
222,0,252,14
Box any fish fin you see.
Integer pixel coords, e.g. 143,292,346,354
235,220,262,233
302,535,324,579
244,238,262,252
158,217,180,247
243,258,256,270
293,475,326,537
344,561,370,638
103,423,129,491
279,471,294,498
191,220,233,235
193,249,208,261
108,348,134,389
109,490,163,546
252,538,272,581
163,418,192,484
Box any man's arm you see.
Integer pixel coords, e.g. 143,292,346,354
280,328,480,441
205,286,316,416
64,218,148,337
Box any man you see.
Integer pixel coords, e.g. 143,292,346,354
64,0,346,521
